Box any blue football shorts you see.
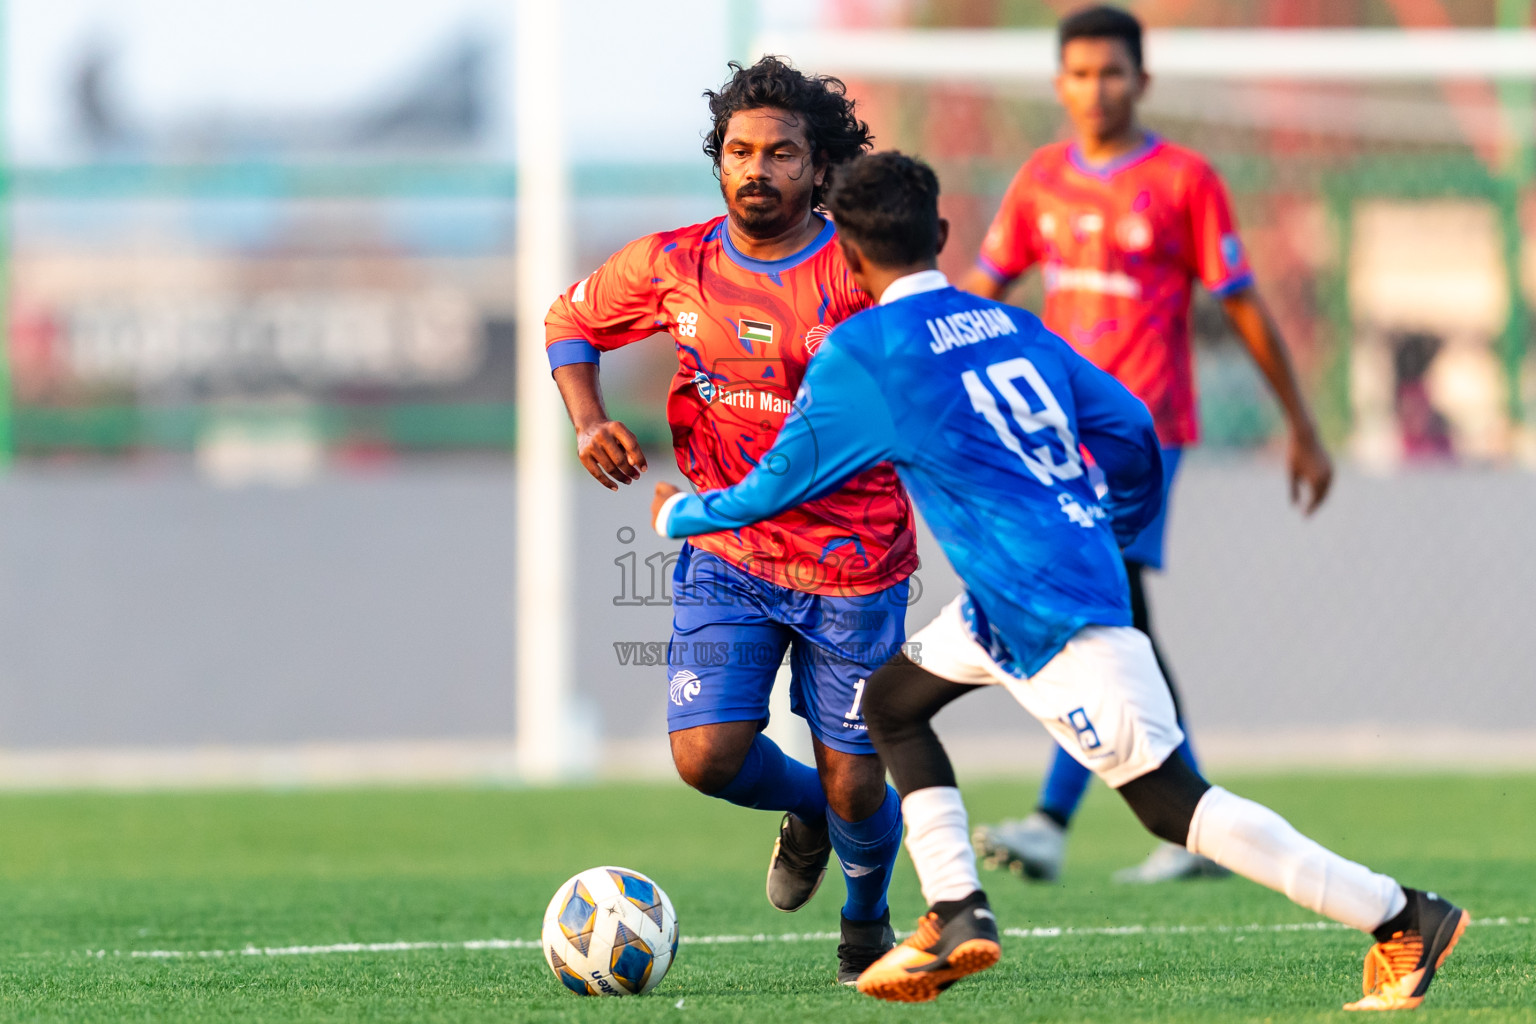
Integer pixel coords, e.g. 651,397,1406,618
665,543,910,756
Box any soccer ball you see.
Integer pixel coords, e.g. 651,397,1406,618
541,866,678,996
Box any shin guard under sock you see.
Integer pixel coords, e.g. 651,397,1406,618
828,784,902,921
903,786,982,907
714,733,828,824
1187,786,1405,932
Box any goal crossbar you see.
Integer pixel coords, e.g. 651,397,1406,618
753,29,1536,82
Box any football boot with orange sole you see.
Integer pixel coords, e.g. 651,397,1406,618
855,891,1001,1003
1345,888,1469,1011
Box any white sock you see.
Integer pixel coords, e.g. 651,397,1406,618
902,786,982,907
1187,786,1406,933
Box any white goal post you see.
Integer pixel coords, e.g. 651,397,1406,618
515,0,579,782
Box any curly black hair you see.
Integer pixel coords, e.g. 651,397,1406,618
825,151,941,267
703,56,873,209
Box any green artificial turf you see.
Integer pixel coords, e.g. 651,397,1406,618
0,773,1531,1022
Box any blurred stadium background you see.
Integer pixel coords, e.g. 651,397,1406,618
1,0,1534,788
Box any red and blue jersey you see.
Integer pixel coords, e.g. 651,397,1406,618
977,136,1253,446
545,215,918,597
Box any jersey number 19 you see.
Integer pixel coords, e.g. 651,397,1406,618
961,358,1083,486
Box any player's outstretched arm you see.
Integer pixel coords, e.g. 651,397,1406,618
1064,345,1165,545
1221,286,1333,515
552,362,647,491
652,342,896,537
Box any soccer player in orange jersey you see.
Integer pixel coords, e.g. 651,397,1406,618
544,58,912,982
964,5,1334,884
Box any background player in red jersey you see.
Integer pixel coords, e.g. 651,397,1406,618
963,5,1334,885
545,58,912,982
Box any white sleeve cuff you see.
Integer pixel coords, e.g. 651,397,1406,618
653,491,688,538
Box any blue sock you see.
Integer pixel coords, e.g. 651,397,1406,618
714,733,827,824
1038,744,1092,825
1175,730,1201,776
827,784,902,922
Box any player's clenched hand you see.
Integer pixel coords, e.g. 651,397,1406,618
651,481,682,533
1289,428,1333,515
576,420,647,490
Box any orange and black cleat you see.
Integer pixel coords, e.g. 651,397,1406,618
1345,889,1469,1011
855,891,1001,1003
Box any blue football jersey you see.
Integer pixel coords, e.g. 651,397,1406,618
661,271,1164,677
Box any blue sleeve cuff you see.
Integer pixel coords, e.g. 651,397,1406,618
547,338,601,371
1209,271,1255,297
662,494,716,539
654,491,689,537
975,257,1015,285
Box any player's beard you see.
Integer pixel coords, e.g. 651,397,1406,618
724,180,807,238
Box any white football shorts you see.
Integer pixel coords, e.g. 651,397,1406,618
908,596,1184,789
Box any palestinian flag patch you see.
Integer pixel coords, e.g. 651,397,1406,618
738,319,774,346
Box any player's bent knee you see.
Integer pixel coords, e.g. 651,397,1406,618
1115,750,1212,846
672,759,737,796
862,654,971,747
860,655,983,797
814,748,887,821
668,722,758,795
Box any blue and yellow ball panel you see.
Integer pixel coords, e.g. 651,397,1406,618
556,965,594,996
557,880,597,956
608,868,666,929
608,922,655,994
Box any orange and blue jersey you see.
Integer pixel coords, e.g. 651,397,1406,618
977,136,1252,447
545,214,918,597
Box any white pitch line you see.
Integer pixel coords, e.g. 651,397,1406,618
59,916,1527,962
121,939,545,959
1002,916,1532,939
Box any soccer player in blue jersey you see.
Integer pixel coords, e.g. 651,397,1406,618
649,152,1466,1011
965,6,1333,885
